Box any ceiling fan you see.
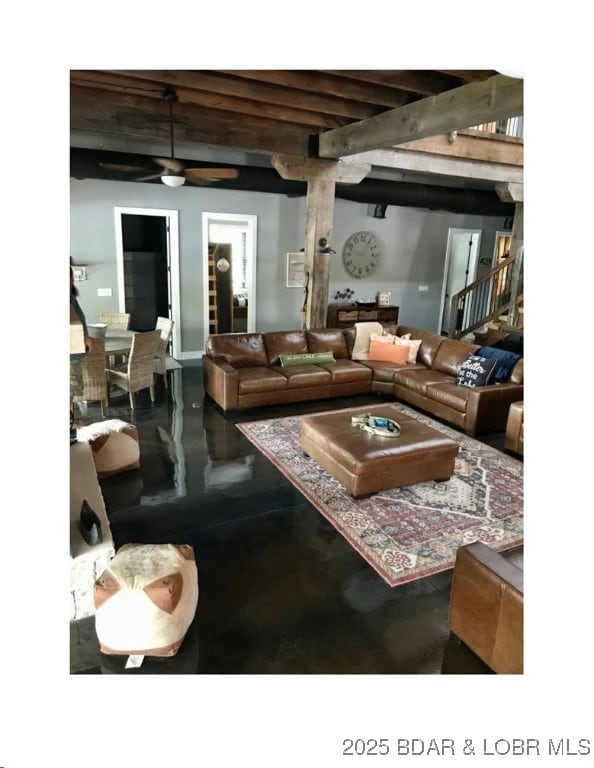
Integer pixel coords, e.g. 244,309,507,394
100,87,239,187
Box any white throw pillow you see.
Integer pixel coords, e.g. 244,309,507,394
351,322,384,360
369,332,397,344
394,336,422,363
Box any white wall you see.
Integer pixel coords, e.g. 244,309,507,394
70,178,506,354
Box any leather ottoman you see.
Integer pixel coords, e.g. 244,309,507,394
77,419,140,478
300,404,459,499
94,543,199,657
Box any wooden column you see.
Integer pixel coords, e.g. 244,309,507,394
271,154,371,329
496,183,524,328
303,179,335,328
508,202,524,327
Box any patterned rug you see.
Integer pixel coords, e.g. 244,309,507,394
236,404,523,587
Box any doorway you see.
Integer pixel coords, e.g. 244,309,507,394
114,207,181,358
202,212,257,336
439,229,481,335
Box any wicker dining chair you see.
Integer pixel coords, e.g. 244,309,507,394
106,330,159,409
72,336,108,417
99,312,131,331
153,317,175,389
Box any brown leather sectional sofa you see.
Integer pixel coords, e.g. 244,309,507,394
448,542,523,673
203,324,524,436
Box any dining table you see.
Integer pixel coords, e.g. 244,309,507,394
104,330,136,356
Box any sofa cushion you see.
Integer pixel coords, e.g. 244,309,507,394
264,330,308,366
456,354,497,388
368,340,409,364
280,351,335,367
237,367,288,394
275,365,332,388
393,367,454,395
306,328,349,359
396,326,444,367
316,359,373,384
425,382,471,413
206,332,268,368
433,339,479,376
477,346,522,383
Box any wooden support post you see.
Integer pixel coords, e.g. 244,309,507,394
507,202,523,327
271,154,371,330
303,179,335,329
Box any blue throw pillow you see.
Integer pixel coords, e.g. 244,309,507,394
492,332,523,356
477,346,521,383
456,355,497,388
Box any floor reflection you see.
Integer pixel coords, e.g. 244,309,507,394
71,363,502,675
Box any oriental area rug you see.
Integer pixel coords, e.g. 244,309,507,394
236,404,523,587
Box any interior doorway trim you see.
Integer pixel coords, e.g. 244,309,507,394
438,228,482,336
202,212,257,339
114,206,181,358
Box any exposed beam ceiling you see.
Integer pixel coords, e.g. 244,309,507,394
70,69,523,211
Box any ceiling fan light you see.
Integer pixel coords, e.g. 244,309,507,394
161,172,185,187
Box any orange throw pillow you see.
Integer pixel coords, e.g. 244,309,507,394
368,340,409,364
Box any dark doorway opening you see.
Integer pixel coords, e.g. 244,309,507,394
121,214,169,331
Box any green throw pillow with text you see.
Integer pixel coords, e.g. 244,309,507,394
279,351,335,367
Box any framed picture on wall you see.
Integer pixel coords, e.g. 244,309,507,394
286,252,305,288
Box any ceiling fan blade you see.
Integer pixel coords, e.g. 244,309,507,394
185,168,239,182
99,162,152,173
154,157,184,173
135,172,164,182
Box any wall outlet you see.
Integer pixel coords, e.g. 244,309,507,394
97,288,112,297
418,284,429,292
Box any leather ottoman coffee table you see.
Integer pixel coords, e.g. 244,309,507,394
300,404,459,499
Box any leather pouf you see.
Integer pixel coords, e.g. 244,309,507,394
77,419,140,479
94,543,199,657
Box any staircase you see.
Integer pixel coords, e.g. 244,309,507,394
447,248,523,340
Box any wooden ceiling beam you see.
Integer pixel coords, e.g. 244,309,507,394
395,132,523,166
101,70,380,121
318,75,523,158
71,74,343,130
436,70,501,82
218,70,411,107
320,70,465,96
271,154,370,183
356,147,523,184
495,182,524,202
70,87,311,155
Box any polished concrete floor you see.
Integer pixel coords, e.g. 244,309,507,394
70,363,509,675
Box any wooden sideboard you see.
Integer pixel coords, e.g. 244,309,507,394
326,303,399,329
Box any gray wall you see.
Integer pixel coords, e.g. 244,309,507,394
70,178,506,356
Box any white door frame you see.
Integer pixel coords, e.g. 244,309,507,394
438,228,482,335
114,206,181,358
202,212,257,337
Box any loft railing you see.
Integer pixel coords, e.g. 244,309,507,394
448,250,523,340
468,116,523,139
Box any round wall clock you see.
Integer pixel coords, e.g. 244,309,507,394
342,231,380,278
